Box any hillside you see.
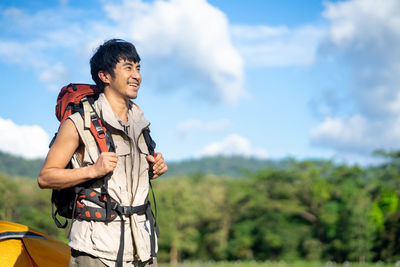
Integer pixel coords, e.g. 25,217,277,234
0,151,287,178
163,155,289,177
0,151,44,178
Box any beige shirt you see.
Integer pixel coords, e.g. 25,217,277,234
68,93,157,263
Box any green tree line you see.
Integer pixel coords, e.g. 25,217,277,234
1,154,400,263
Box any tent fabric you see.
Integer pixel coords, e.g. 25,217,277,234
0,221,70,267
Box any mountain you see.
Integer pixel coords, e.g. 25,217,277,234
162,155,289,178
0,151,44,178
0,151,287,179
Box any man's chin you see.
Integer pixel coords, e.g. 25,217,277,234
129,93,138,99
127,89,139,99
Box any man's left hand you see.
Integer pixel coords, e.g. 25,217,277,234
146,152,168,179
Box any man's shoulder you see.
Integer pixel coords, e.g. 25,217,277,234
67,112,84,128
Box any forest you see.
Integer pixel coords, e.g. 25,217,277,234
1,151,400,264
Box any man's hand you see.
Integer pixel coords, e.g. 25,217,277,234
38,120,119,189
146,152,168,179
91,152,118,177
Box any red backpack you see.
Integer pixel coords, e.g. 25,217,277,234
51,83,117,226
53,83,113,152
56,83,100,124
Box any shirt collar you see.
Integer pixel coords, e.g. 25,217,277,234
96,93,150,141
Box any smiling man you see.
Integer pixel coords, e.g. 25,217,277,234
38,39,167,267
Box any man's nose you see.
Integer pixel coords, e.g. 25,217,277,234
131,70,141,80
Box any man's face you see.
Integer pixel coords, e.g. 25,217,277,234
107,59,142,100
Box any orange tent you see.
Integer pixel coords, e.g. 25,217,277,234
0,221,70,266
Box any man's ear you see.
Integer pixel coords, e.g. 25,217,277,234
98,71,110,84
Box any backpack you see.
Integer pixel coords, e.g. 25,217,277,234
51,83,115,226
50,83,158,262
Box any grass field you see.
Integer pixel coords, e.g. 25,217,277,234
158,261,397,267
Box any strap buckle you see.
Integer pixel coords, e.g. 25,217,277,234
91,116,106,139
121,206,130,215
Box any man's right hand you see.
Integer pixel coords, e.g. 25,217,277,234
38,119,119,189
92,152,118,177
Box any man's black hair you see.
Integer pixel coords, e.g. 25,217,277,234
90,39,141,90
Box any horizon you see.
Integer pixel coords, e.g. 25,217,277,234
0,148,387,168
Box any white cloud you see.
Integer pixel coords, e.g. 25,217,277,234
0,117,49,159
321,0,400,117
323,0,400,48
0,0,246,104
0,7,84,91
231,24,326,67
0,40,47,68
311,114,400,157
199,134,268,159
39,62,71,91
311,115,371,153
0,39,74,91
103,0,245,104
311,0,400,155
177,119,230,137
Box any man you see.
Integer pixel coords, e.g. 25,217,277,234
38,39,168,267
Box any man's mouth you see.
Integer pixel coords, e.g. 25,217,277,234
128,82,139,88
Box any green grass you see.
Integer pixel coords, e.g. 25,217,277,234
158,261,395,267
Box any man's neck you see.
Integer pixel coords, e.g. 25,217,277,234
104,89,129,124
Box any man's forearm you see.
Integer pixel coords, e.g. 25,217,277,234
38,165,99,190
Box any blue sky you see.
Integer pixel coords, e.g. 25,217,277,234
0,0,398,165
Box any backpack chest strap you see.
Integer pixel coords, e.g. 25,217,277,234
74,188,149,221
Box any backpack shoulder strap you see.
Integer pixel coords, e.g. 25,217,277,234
142,128,156,179
68,112,100,163
83,97,115,153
